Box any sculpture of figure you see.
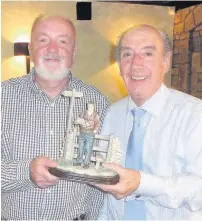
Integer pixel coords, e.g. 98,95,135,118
74,102,100,168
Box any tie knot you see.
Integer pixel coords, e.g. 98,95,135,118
131,108,145,121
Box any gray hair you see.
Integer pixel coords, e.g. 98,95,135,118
115,25,173,63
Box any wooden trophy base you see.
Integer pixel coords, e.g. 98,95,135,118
49,167,120,185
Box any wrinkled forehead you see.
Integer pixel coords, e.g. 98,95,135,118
121,26,164,51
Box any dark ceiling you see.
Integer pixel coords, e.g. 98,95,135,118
76,1,201,20
95,1,201,11
126,1,201,11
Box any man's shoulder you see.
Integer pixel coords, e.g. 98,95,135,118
169,88,202,106
2,75,29,91
108,96,129,112
169,88,202,113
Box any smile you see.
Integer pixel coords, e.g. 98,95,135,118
131,76,148,80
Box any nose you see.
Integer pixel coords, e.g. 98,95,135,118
47,41,58,53
131,53,144,67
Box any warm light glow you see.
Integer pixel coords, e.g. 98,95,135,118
87,62,128,103
14,56,26,63
168,7,175,16
2,57,27,81
3,25,31,43
109,63,128,97
95,18,143,45
15,35,30,43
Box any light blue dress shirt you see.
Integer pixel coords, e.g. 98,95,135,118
98,84,202,220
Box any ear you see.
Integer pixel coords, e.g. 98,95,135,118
162,52,172,74
118,61,123,76
73,47,77,60
28,43,33,61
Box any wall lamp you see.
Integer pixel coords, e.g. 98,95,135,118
14,42,30,74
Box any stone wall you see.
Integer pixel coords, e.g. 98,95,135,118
172,4,202,99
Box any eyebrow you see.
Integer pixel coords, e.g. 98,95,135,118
141,45,157,51
120,46,133,51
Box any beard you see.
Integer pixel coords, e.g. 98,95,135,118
35,54,70,81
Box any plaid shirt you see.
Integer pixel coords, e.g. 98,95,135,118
1,68,109,220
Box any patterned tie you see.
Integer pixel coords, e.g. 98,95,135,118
124,108,146,220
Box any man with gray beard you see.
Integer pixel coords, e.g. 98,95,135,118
1,14,108,220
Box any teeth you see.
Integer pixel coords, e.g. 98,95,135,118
131,76,148,80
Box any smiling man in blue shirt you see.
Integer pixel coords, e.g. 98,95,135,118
96,24,202,220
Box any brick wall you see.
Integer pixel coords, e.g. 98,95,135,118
172,4,202,99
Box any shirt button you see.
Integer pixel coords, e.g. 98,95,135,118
50,129,54,135
51,103,54,107
136,194,141,198
47,189,51,193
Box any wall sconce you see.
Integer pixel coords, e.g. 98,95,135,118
14,42,30,74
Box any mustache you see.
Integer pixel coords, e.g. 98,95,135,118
41,53,64,60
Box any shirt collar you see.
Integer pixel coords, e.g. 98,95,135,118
127,83,171,117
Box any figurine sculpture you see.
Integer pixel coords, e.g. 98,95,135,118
74,102,100,169
49,89,122,184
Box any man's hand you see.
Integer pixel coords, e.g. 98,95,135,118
93,163,141,200
30,156,59,189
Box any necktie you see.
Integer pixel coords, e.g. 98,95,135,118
124,108,146,220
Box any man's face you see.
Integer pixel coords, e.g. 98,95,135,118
29,16,76,80
119,27,170,105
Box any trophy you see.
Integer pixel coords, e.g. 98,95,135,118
49,89,122,185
